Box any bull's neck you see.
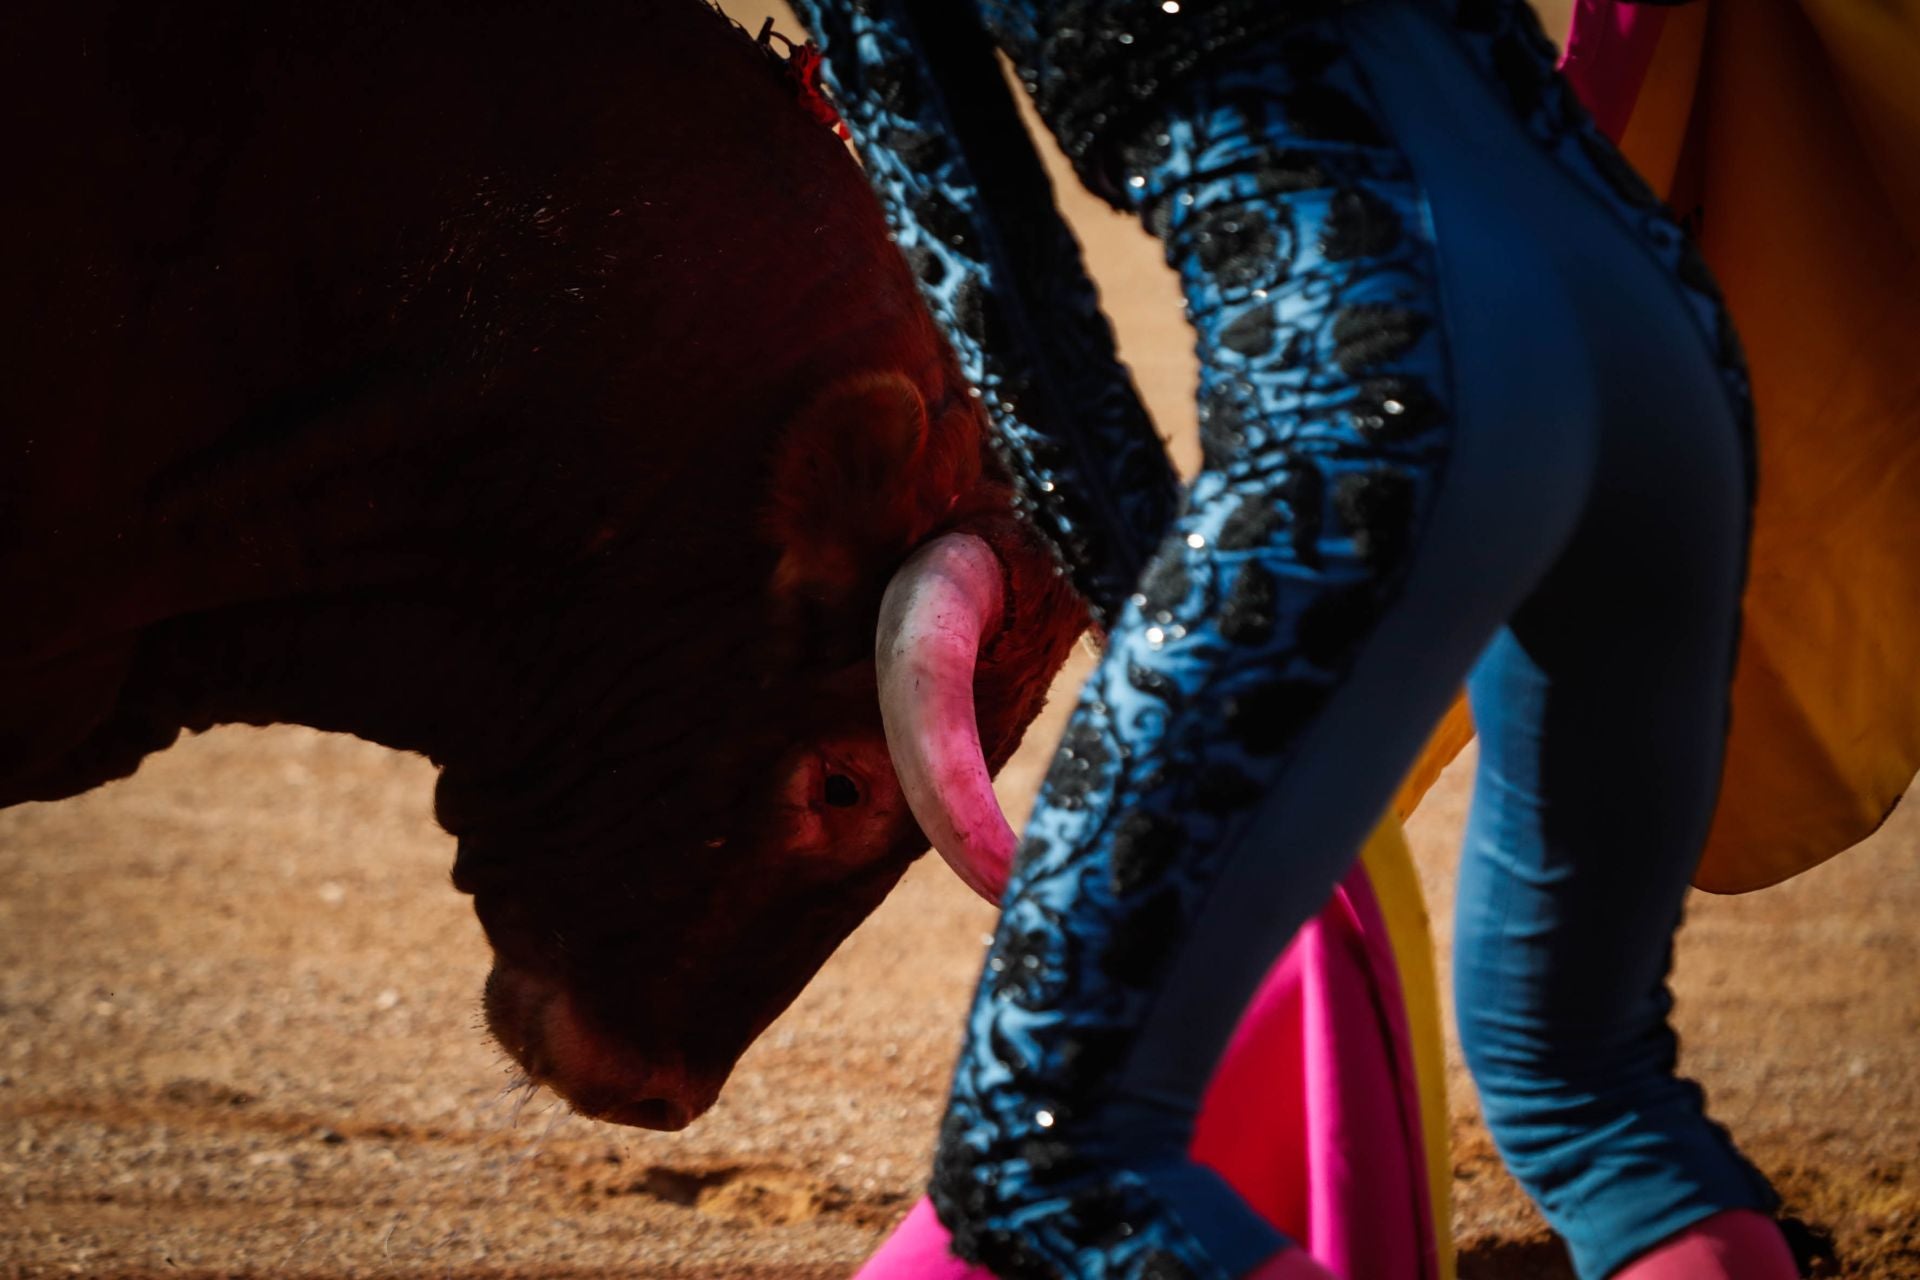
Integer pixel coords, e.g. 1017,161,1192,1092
134,582,525,776
127,525,767,834
105,389,667,781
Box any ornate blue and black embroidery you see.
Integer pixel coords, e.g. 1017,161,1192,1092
789,0,1183,626
974,0,1347,198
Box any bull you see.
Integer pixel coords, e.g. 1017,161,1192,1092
1,0,1081,1130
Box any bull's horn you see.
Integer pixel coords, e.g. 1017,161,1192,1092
875,532,1015,903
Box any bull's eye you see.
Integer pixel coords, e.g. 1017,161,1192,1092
823,773,861,808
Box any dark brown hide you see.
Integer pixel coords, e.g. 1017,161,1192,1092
0,0,1082,1126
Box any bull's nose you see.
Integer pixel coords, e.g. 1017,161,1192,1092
481,964,720,1131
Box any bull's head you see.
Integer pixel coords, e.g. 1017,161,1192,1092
0,0,1080,1139
450,368,1081,1130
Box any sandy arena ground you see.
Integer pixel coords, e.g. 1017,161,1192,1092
4,2,1916,1276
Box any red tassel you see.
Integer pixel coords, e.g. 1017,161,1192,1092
790,43,851,139
756,19,850,140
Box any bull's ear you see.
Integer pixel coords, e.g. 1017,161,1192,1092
765,371,978,605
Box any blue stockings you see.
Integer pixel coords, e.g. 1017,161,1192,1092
797,1,1778,1277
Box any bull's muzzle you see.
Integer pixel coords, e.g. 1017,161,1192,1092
482,964,718,1131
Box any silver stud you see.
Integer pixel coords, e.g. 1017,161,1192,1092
1186,532,1206,549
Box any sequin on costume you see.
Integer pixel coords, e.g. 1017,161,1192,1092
793,1,1762,1277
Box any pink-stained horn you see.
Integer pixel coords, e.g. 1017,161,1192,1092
875,532,1016,904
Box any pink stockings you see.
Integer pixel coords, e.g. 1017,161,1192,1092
1612,1210,1798,1280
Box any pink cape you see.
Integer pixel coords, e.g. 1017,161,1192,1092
1558,0,1671,142
854,861,1444,1279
